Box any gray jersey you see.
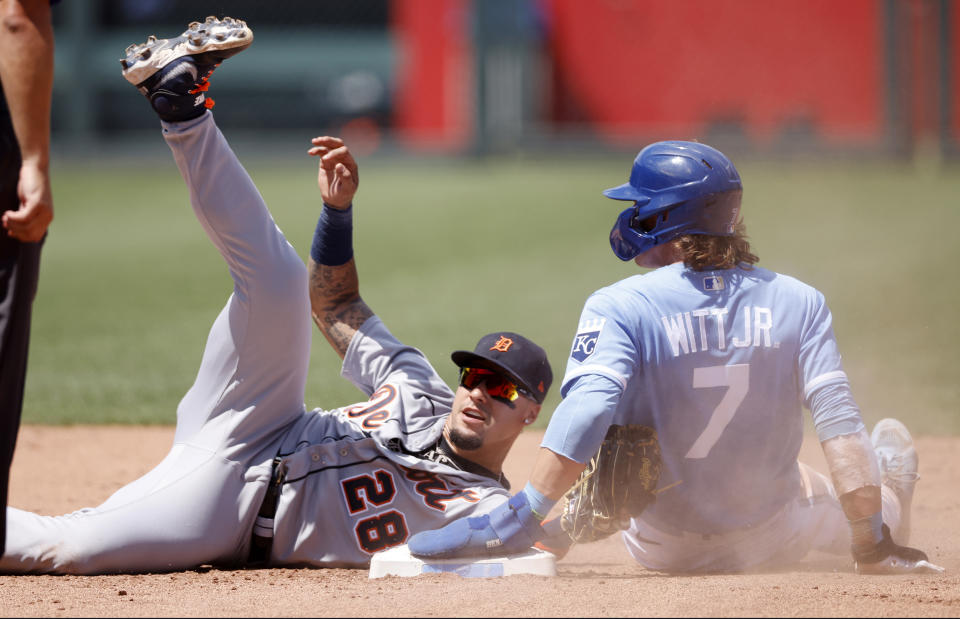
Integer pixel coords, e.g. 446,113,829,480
273,317,509,567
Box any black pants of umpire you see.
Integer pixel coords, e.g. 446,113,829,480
0,99,45,558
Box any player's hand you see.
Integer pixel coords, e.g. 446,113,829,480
408,492,546,559
2,162,53,242
309,136,358,209
853,524,945,574
533,516,574,560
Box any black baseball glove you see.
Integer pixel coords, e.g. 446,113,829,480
560,424,662,544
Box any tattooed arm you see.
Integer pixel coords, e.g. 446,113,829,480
308,258,373,359
307,136,373,359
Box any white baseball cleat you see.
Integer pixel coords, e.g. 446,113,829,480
871,418,919,545
120,16,252,86
120,16,252,122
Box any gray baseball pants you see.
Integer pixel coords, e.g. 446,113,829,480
0,112,311,574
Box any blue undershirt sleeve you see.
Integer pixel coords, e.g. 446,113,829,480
808,380,865,442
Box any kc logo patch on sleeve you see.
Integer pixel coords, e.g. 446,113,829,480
571,318,606,363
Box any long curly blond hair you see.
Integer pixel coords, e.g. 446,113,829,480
670,220,758,271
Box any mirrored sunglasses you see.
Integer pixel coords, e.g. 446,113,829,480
458,367,534,403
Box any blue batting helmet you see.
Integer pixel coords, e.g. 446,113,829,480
605,141,743,261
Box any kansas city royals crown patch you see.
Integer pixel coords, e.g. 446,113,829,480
571,318,605,363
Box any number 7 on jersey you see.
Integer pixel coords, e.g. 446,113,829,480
685,364,750,459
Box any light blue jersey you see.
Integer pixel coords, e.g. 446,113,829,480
544,263,858,535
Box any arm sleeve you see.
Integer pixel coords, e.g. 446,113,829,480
808,380,865,442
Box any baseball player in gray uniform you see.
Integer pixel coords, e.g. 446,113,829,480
0,16,553,574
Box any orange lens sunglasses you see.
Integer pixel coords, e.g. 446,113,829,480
458,367,533,403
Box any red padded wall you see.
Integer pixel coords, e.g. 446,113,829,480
539,0,883,146
390,0,473,151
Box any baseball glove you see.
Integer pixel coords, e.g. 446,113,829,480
560,424,662,544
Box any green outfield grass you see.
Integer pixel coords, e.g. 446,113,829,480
23,146,960,436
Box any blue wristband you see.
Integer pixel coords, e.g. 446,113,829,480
522,482,556,522
310,204,353,266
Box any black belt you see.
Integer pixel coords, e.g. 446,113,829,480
248,457,285,566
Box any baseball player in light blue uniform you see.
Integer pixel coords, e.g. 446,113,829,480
553,263,860,570
0,17,553,574
410,141,942,574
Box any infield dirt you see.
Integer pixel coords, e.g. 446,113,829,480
2,425,957,617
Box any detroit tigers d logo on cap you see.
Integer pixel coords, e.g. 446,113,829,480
490,336,513,352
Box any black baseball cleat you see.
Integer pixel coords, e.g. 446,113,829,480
120,16,253,122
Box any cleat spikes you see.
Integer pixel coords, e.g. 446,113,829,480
120,15,253,120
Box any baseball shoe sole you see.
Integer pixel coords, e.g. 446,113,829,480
871,417,919,545
120,15,253,87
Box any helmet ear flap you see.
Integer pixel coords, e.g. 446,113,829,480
610,204,653,261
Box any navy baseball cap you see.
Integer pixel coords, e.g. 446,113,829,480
451,332,553,404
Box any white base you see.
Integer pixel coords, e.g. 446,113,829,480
369,544,557,579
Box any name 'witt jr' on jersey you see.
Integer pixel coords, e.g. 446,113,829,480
660,306,778,357
573,306,779,361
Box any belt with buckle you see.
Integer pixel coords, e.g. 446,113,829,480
248,457,285,566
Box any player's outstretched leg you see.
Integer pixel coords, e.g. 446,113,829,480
119,17,309,454
871,418,919,545
120,16,252,122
